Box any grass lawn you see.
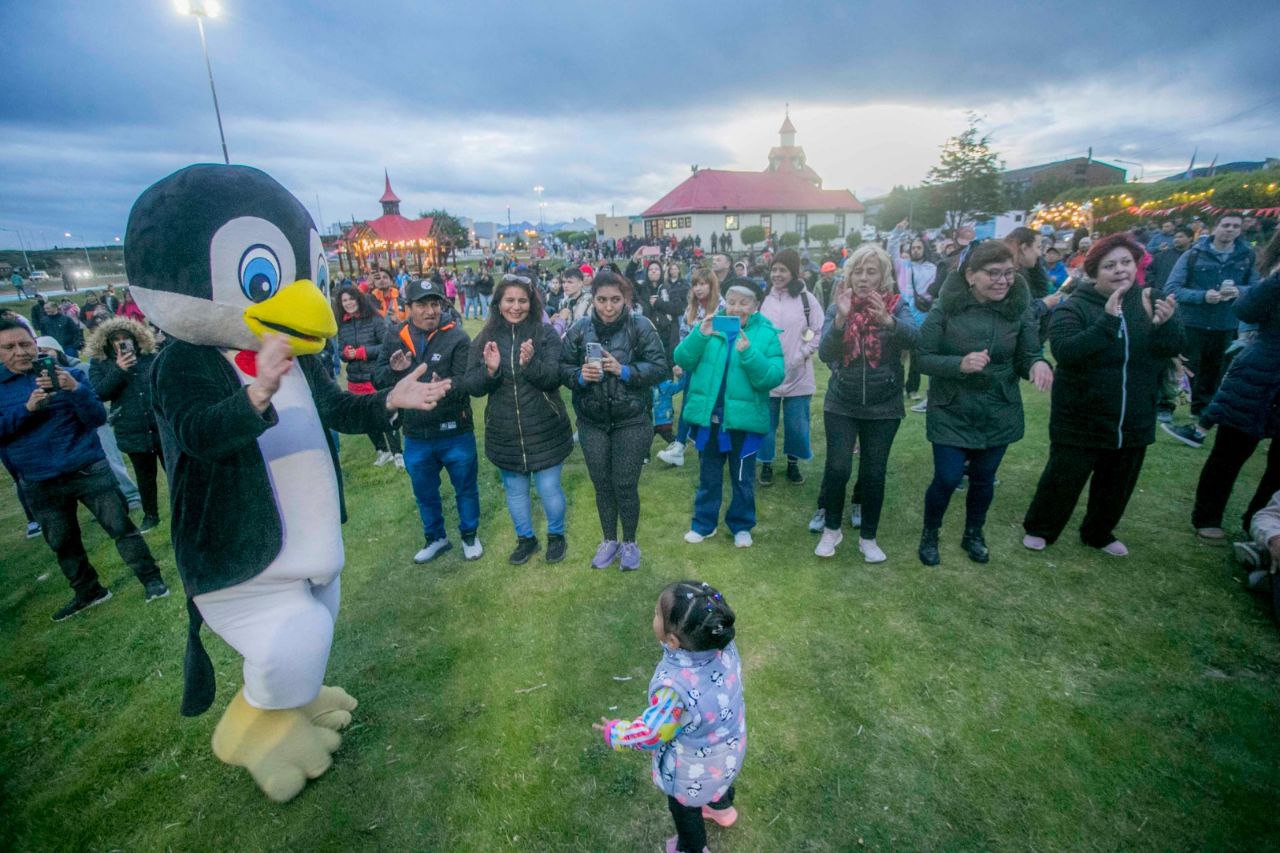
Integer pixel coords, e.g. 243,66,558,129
2,314,1278,851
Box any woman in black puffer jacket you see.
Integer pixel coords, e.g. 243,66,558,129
811,244,919,564
560,271,668,571
85,317,164,530
1022,233,1183,556
334,285,400,465
1188,233,1280,537
464,274,574,564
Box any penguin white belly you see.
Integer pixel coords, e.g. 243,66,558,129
226,353,344,583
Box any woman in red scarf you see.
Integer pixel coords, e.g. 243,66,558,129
810,244,920,563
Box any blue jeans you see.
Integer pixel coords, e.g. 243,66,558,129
499,464,566,538
759,395,812,463
691,425,756,535
463,288,481,319
923,444,1008,529
403,433,480,541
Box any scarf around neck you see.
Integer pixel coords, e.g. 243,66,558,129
842,292,900,368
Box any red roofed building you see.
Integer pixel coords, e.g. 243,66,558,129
642,111,864,248
342,171,438,272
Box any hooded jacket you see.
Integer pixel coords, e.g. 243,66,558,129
335,312,388,385
673,310,785,435
373,312,473,439
1203,271,1280,438
463,318,573,473
917,274,1045,449
1047,280,1185,448
84,317,161,454
759,286,824,397
560,311,668,429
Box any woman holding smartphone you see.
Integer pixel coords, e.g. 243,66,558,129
673,276,785,548
560,271,668,570
84,317,165,533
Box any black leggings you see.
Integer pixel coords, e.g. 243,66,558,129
1192,424,1280,532
370,427,403,454
126,449,164,519
579,420,649,542
668,785,735,853
1022,443,1146,547
816,412,899,538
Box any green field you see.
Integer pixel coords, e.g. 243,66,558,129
2,314,1278,851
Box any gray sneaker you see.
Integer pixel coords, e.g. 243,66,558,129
619,541,641,571
591,540,620,569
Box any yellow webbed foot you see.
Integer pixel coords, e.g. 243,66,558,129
301,685,358,731
211,689,342,802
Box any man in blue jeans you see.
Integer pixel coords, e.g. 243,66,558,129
374,277,480,562
0,318,167,621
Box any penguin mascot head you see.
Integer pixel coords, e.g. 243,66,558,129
124,164,336,355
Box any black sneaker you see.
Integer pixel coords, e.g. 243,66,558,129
786,460,804,484
144,579,170,601
918,527,941,567
545,533,567,563
759,463,774,487
52,586,112,622
139,515,161,534
1162,422,1205,448
961,527,990,564
509,536,539,565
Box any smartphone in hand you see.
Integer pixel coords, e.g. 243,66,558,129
712,315,741,336
585,341,603,367
36,354,59,394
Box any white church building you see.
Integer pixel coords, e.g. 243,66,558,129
642,113,865,248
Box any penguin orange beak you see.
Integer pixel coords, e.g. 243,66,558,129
242,280,338,356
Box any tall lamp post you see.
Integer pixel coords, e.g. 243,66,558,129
532,185,544,233
0,227,32,272
176,0,230,165
64,232,93,274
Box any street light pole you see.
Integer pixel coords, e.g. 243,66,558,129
179,1,230,165
0,227,32,271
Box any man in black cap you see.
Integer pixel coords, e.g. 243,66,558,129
375,276,481,562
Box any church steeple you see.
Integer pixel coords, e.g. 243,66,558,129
779,104,796,147
379,169,402,216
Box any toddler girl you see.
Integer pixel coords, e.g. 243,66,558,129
594,581,746,852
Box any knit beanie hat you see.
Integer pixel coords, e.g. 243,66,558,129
773,248,801,282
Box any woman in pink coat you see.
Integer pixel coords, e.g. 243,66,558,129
758,248,824,485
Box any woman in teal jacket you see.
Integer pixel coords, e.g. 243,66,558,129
673,277,785,548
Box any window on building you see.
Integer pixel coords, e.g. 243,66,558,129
795,214,807,237
760,214,772,236
724,214,739,231
835,214,845,236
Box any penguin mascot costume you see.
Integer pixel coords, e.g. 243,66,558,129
125,164,446,802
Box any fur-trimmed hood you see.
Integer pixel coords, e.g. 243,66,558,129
935,267,1031,321
82,316,157,360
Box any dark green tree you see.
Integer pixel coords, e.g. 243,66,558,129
740,225,767,250
924,114,1005,233
807,223,839,248
779,231,802,248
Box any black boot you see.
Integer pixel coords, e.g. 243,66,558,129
961,526,989,563
509,536,539,565
759,462,774,486
786,458,804,484
545,533,567,563
918,527,940,566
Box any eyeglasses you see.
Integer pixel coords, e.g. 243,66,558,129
980,267,1016,282
502,274,532,284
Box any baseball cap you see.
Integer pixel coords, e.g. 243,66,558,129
404,278,446,303
820,261,837,274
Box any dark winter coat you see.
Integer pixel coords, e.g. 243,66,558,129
1162,235,1259,330
90,353,160,453
1204,271,1280,438
917,274,1045,449
1047,280,1185,449
335,312,388,385
636,278,688,363
34,311,83,353
818,299,919,420
463,319,574,473
373,315,473,439
560,312,668,429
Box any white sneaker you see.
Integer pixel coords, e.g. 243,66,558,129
858,538,887,563
850,503,862,528
393,453,406,470
734,531,753,548
815,528,843,557
373,450,393,467
684,528,716,544
808,508,826,533
461,536,483,560
910,399,928,413
414,538,452,563
657,441,686,467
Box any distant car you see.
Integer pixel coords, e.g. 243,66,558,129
30,270,50,281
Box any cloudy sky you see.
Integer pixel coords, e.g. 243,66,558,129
2,0,1278,248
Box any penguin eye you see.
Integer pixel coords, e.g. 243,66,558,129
239,245,281,303
315,254,330,295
